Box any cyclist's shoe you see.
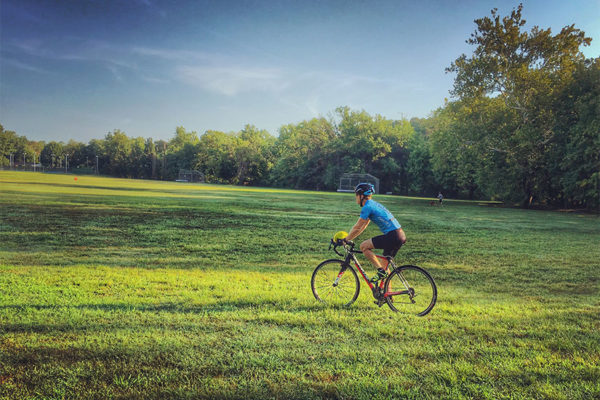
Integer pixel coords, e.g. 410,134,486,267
369,268,388,283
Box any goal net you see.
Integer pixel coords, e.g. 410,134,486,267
337,173,379,194
177,169,205,183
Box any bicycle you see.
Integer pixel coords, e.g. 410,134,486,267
311,239,437,316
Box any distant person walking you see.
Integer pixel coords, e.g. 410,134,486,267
437,192,443,206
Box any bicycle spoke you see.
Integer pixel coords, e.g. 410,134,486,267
315,283,334,290
312,261,359,307
385,266,436,316
322,285,336,299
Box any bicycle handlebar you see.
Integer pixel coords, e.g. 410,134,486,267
329,239,356,257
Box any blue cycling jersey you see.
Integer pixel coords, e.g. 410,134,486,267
359,199,401,234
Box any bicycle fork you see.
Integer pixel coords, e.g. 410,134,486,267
332,264,349,287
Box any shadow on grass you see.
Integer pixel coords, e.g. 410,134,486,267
0,298,383,337
4,181,176,194
0,300,335,333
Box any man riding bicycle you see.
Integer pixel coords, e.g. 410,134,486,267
344,183,406,281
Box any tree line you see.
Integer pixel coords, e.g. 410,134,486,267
1,5,598,209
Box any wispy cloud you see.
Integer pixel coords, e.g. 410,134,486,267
304,96,321,117
276,70,398,116
106,65,123,81
176,65,288,96
8,39,47,57
298,70,391,88
132,0,167,18
2,58,50,74
132,47,212,61
6,38,138,82
142,75,170,84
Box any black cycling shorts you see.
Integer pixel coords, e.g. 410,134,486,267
371,229,404,258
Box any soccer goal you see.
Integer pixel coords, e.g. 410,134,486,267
337,173,379,194
177,169,205,183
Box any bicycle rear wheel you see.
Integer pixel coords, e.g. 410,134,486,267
384,265,437,316
311,260,360,307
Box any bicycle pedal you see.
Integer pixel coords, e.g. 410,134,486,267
373,300,385,307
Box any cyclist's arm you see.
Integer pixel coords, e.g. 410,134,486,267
346,218,369,241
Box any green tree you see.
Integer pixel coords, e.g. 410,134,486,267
0,125,18,166
371,118,413,194
196,130,238,183
555,58,600,209
334,107,413,193
406,118,436,196
164,127,200,179
234,125,275,186
86,139,105,174
103,130,133,177
446,3,592,206
335,107,391,173
271,118,336,190
144,138,157,179
129,137,147,178
40,142,65,168
64,140,86,169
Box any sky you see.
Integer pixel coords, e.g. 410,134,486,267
1,0,599,142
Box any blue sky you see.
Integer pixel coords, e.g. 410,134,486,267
1,0,598,142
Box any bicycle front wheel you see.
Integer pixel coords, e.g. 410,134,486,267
311,260,360,307
384,265,437,316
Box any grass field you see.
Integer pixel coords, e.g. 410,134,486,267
1,171,599,399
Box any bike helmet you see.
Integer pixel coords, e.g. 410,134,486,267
354,182,374,196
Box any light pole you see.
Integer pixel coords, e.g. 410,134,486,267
65,155,68,173
96,155,99,175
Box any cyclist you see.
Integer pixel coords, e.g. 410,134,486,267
344,183,406,281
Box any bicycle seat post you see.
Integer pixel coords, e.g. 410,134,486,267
385,256,396,270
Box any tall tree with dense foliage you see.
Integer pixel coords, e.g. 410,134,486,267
40,141,65,168
165,126,200,179
334,107,414,193
406,118,436,196
0,125,39,166
555,58,600,209
271,118,336,190
63,140,87,169
446,3,593,206
234,125,275,186
195,130,238,183
103,130,133,177
0,125,19,167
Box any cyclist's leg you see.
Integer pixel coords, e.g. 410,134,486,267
381,229,407,292
363,229,407,273
359,238,384,270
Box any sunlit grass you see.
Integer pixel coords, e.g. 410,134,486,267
1,171,599,399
